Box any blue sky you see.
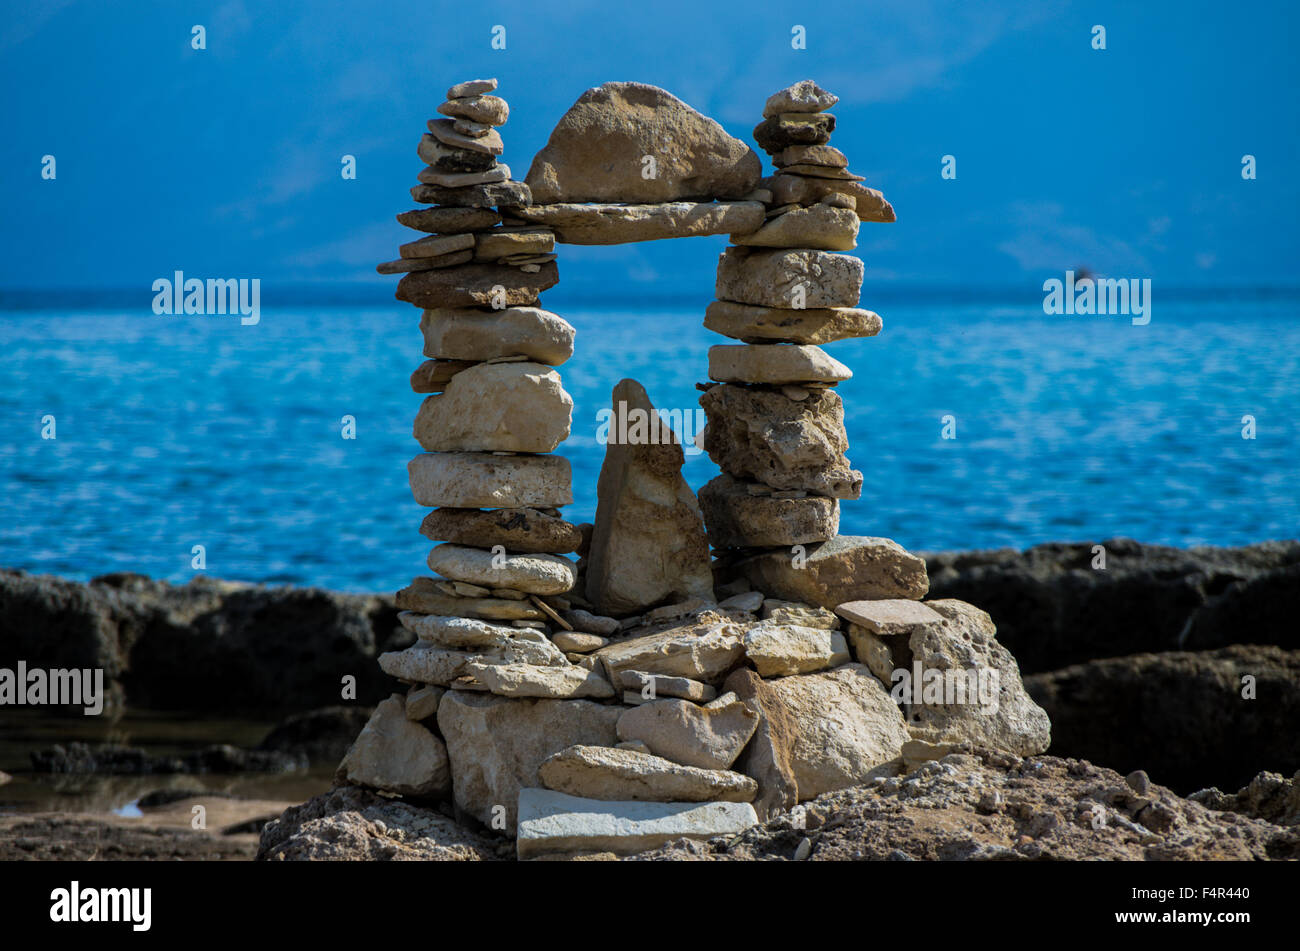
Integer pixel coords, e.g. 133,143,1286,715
1,0,1296,295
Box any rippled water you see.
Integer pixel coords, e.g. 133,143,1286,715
2,294,1297,593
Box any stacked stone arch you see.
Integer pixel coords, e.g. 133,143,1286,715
350,78,1050,856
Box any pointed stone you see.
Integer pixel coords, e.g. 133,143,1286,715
585,379,714,616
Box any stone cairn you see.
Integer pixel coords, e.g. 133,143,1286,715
346,79,1051,860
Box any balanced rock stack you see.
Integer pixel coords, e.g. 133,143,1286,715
698,80,917,608
326,78,1052,861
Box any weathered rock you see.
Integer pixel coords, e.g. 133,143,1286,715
413,362,572,453
551,630,607,653
338,695,450,798
408,453,572,509
539,745,756,803
525,82,761,203
731,203,859,251
437,94,509,125
517,788,758,858
715,247,863,309
376,251,472,274
585,379,714,616
925,539,1300,675
752,113,836,153
764,175,896,223
505,201,764,244
761,599,839,629
416,132,499,172
398,232,476,259
732,536,929,609
420,507,582,554
398,611,556,654
698,474,838,548
427,544,576,596
405,684,444,721
396,579,545,621
780,164,864,181
378,640,562,686
437,692,620,834
561,609,621,636
774,143,848,167
722,669,800,819
409,180,529,207
409,359,475,393
594,615,746,686
257,786,499,861
397,263,557,309
419,306,574,366
699,385,860,498
396,206,501,234
473,229,555,261
718,590,764,613
616,696,758,770
763,80,839,117
1191,770,1300,827
837,598,944,635
427,118,503,155
416,164,510,188
708,344,851,385
891,600,1051,756
742,622,841,677
458,661,616,699
762,665,908,800
617,669,716,703
1026,645,1300,794
447,78,497,99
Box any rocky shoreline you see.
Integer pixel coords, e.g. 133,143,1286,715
4,536,1297,800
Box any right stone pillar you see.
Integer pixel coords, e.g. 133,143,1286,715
699,79,929,609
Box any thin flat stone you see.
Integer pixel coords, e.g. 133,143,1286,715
397,579,546,620
708,343,852,385
538,745,756,803
376,250,472,274
428,118,504,155
516,788,757,858
503,201,765,245
409,180,531,207
447,78,497,98
456,662,615,700
416,164,510,187
396,261,557,309
834,598,944,634
416,134,497,173
419,507,582,554
427,543,577,596
437,94,509,126
703,300,882,344
409,359,475,393
396,206,501,234
398,232,476,259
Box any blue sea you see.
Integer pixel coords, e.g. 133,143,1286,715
2,289,1297,593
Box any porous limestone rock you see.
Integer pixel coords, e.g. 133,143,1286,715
762,664,909,800
525,82,761,203
516,788,757,858
732,536,929,609
338,695,450,798
538,745,757,803
837,598,944,636
397,206,501,234
409,359,475,393
618,669,716,703
409,452,572,509
396,579,545,620
703,300,881,344
419,306,575,365
762,79,839,117
437,693,620,834
378,639,564,686
761,599,840,629
742,621,841,677
457,661,616,700
419,507,581,555
730,202,859,252
413,362,573,453
707,344,851,385
427,544,576,596
616,696,759,770
723,669,800,819
507,201,764,245
698,474,838,548
398,611,556,654
699,384,861,498
715,247,863,309
895,599,1051,756
594,615,746,685
396,262,557,309
585,379,714,616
